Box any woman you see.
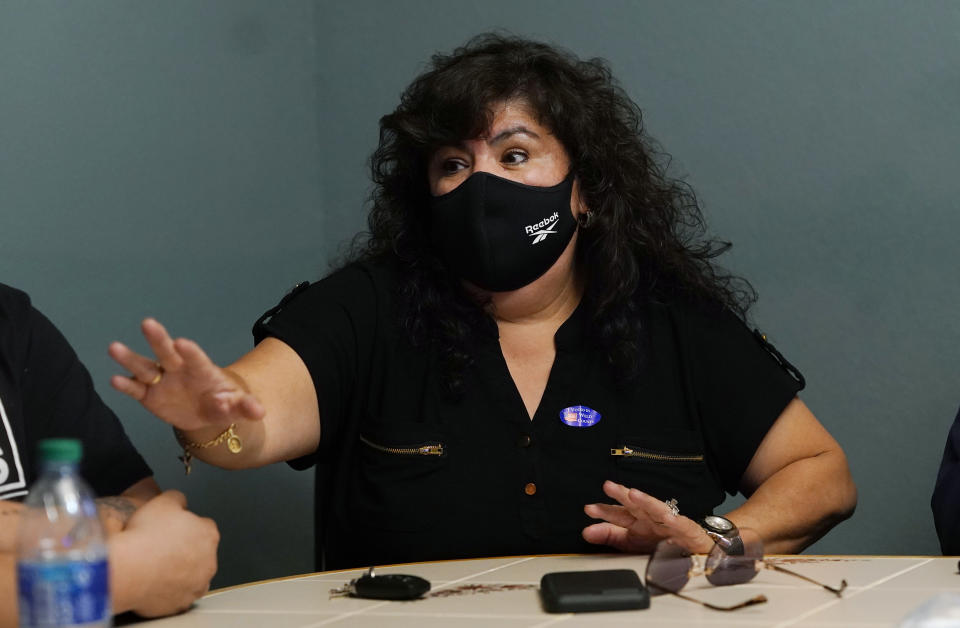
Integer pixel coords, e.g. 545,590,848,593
110,34,856,570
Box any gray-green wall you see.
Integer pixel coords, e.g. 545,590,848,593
2,1,957,587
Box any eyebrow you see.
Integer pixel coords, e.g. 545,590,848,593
486,125,541,145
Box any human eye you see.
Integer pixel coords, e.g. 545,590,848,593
501,149,528,166
432,148,469,177
440,158,468,175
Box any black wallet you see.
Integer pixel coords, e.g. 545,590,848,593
540,569,650,613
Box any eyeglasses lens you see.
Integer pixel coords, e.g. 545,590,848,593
646,542,692,595
705,533,763,586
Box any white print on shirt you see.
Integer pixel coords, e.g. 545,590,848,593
0,393,27,500
525,212,559,244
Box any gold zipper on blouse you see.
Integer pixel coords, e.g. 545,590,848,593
610,446,703,463
360,435,444,456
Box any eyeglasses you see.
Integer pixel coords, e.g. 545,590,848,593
645,528,848,612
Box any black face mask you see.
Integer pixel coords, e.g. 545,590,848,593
428,171,577,292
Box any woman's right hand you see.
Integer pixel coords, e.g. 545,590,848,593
109,318,265,432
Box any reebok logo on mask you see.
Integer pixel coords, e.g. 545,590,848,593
525,212,560,244
429,171,577,292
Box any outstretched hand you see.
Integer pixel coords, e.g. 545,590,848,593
109,318,264,432
582,480,714,554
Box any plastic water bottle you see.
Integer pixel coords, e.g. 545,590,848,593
16,439,111,627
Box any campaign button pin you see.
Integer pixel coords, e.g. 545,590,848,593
559,405,601,427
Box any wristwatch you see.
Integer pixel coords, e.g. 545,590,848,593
701,515,744,555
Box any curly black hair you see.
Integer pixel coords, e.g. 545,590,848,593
351,33,755,395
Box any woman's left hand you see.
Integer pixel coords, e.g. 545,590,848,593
582,480,714,554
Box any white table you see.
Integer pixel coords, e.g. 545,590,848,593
132,554,960,627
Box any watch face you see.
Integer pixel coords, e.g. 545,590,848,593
703,515,735,534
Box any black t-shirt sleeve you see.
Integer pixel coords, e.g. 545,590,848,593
252,266,378,468
932,406,960,554
20,300,152,497
677,301,805,495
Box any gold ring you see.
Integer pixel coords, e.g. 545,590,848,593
148,362,164,386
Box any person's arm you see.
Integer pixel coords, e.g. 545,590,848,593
109,319,320,469
0,476,160,552
1,481,213,628
96,476,161,535
0,552,14,628
582,398,856,554
724,397,857,553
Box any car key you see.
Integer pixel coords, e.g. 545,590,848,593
330,566,431,600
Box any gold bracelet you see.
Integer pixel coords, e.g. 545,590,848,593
174,424,243,475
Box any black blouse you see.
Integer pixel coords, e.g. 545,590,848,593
254,262,803,570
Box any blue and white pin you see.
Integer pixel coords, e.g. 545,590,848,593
559,405,602,427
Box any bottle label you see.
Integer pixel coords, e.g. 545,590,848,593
17,558,110,627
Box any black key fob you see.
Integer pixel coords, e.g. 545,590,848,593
332,567,431,600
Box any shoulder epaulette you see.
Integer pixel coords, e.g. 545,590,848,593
254,281,311,329
752,328,805,388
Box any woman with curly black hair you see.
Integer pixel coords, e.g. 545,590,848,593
110,34,856,570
